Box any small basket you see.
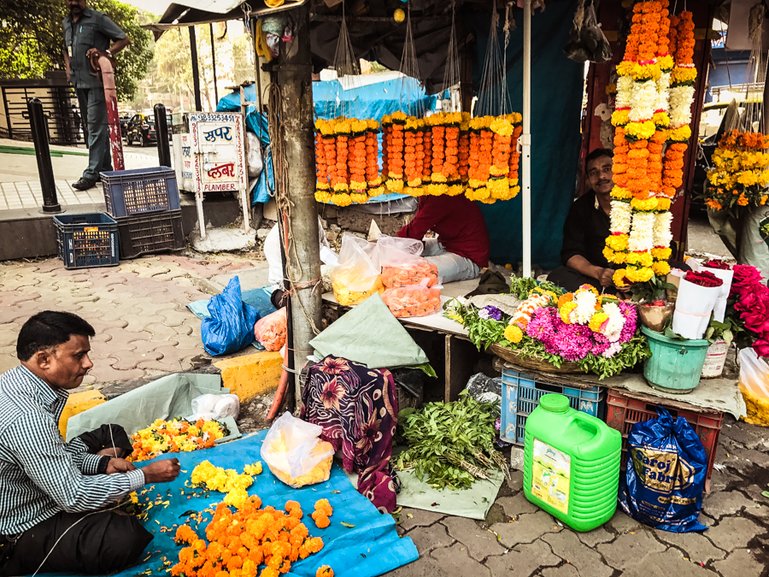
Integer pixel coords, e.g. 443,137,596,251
53,213,119,270
500,368,604,445
490,344,581,374
101,167,180,218
117,210,186,259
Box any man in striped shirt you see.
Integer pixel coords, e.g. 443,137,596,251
0,311,181,575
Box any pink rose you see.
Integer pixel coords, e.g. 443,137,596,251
731,264,765,298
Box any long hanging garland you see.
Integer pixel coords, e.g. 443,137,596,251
605,0,675,286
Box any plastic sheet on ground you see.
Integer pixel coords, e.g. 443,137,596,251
41,432,419,577
65,373,239,441
395,469,505,521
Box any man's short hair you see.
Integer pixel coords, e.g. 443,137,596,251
585,148,613,171
16,311,95,361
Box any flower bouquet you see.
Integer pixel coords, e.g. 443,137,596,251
629,275,677,331
445,283,649,379
671,270,723,339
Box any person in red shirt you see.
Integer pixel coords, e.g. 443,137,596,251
397,195,490,282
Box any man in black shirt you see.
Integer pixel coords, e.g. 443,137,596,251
548,148,614,292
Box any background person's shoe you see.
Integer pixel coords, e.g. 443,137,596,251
72,177,96,191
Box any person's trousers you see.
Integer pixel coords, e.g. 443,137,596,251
76,87,112,182
422,238,480,283
0,510,151,575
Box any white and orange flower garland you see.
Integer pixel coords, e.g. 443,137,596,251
605,0,675,287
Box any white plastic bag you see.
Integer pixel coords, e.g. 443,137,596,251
671,279,719,339
330,233,382,305
260,412,335,488
189,393,240,421
700,266,734,323
247,132,263,178
738,347,769,426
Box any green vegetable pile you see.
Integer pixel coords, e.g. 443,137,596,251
509,276,564,300
395,392,509,490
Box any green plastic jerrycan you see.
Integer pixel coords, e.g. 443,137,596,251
523,393,622,532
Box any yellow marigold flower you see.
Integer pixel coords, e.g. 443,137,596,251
611,109,630,126
625,266,654,283
605,233,629,251
559,301,577,324
624,120,656,140
625,252,653,268
611,186,633,200
588,312,608,333
652,261,671,276
613,269,630,289
504,324,523,344
651,247,672,260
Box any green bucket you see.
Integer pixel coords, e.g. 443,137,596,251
641,326,709,393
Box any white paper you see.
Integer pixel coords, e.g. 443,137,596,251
672,278,720,339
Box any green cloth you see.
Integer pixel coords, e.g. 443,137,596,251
396,469,505,521
310,294,430,369
66,373,229,440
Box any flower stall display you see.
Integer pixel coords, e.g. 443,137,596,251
130,418,229,461
314,117,382,207
170,496,327,577
425,112,465,196
705,130,769,213
445,283,649,379
730,263,769,357
465,114,523,204
381,285,442,318
671,270,723,339
381,111,407,194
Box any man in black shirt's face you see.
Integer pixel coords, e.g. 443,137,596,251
586,154,613,203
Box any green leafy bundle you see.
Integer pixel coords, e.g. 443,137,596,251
509,276,564,300
395,393,509,490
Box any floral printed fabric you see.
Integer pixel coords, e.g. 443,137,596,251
301,356,399,512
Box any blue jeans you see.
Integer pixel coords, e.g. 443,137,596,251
76,87,112,182
422,238,480,283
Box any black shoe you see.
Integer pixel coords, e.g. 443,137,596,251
72,177,96,191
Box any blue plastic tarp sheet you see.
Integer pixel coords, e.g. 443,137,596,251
42,431,418,577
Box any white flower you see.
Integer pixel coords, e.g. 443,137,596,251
669,85,695,127
656,72,671,112
653,211,673,247
478,308,490,319
572,290,598,324
601,302,626,342
601,342,622,358
628,212,656,252
628,80,658,122
615,75,635,109
610,200,632,234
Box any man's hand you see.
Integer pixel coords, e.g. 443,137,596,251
140,458,181,483
597,267,614,288
106,458,136,474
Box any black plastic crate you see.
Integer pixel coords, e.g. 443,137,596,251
100,167,180,218
117,210,185,259
53,213,119,269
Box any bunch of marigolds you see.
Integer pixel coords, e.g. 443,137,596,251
171,496,335,577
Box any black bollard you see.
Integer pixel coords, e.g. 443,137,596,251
26,98,62,213
154,103,172,168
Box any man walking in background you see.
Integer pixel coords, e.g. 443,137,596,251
63,0,130,191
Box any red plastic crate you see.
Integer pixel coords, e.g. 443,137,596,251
606,390,723,491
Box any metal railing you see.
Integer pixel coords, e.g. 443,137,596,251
0,77,83,144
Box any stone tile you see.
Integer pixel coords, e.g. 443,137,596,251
440,516,506,561
543,529,613,577
741,485,769,519
597,530,665,570
702,490,759,519
496,492,539,520
398,508,446,531
505,470,523,493
720,420,769,451
705,516,765,551
605,510,642,534
396,543,492,577
655,528,728,564
491,510,562,547
574,525,615,548
619,546,719,577
484,540,561,576
403,523,454,554
713,548,766,577
385,553,440,577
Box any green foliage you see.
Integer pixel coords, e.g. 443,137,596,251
395,392,508,490
509,275,564,300
0,0,153,100
444,299,508,351
629,275,676,304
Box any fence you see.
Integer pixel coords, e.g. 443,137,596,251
0,74,83,144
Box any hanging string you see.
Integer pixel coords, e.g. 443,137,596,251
476,0,505,116
399,2,425,117
441,0,461,112
501,1,513,115
333,1,360,118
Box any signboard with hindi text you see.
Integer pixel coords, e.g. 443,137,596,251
187,112,247,194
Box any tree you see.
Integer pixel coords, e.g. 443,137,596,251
0,0,152,100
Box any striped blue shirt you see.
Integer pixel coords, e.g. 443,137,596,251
0,366,144,535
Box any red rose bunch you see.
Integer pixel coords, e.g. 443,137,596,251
684,270,724,288
702,259,732,270
729,264,769,357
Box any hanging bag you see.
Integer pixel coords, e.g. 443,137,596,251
565,0,612,63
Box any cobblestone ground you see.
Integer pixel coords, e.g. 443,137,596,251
0,254,767,576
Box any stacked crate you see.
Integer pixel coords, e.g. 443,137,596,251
100,167,185,258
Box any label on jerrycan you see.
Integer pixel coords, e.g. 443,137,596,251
531,439,571,514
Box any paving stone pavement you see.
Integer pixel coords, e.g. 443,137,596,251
0,254,767,576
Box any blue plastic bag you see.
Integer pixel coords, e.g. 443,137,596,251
618,408,707,532
201,277,259,356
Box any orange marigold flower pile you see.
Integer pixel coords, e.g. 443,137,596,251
311,498,334,529
170,496,325,577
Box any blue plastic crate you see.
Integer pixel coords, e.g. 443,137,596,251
100,167,180,218
500,368,604,445
53,213,119,270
